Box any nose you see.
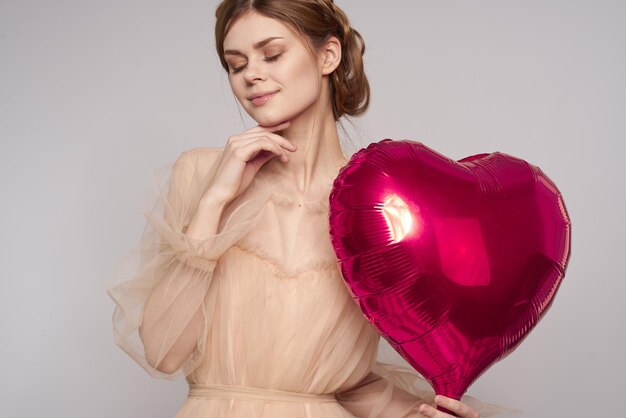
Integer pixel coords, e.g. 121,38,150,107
243,60,265,84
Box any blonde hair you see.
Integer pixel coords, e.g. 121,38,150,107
215,0,370,121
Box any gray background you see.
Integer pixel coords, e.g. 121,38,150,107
1,0,624,417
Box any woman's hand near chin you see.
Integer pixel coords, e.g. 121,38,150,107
204,120,297,206
415,395,480,418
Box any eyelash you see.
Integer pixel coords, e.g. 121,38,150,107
231,53,283,74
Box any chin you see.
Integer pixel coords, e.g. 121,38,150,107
250,110,292,128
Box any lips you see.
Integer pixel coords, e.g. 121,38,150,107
248,91,278,105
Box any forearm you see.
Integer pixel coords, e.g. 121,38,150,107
185,190,228,241
139,193,226,373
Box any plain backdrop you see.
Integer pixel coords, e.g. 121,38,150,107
1,0,624,417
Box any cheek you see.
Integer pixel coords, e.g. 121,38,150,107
228,76,242,95
228,77,249,107
282,57,320,97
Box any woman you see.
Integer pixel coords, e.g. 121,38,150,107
108,1,495,417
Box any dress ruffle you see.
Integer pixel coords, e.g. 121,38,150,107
107,148,272,378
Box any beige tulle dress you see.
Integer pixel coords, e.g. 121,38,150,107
107,147,507,418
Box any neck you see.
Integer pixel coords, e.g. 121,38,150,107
264,95,347,196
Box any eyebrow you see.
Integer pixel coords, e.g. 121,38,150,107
224,37,284,57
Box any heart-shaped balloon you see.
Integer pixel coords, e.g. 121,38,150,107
329,139,571,401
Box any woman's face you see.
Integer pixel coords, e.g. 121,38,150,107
222,11,324,127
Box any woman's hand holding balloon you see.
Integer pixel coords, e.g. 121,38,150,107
417,396,479,418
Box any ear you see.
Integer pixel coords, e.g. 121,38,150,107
320,36,341,75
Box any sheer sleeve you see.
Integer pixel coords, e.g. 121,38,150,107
106,147,269,379
336,362,516,418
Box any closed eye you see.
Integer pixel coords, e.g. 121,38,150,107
231,53,284,74
264,53,283,63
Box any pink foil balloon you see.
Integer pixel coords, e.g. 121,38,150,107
329,139,571,402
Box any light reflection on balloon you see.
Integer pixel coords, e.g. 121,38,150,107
381,194,418,242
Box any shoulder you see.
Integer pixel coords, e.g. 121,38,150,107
176,146,224,165
172,147,225,176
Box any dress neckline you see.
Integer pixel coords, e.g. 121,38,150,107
256,157,349,210
268,189,330,212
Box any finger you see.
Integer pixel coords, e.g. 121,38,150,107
418,402,454,418
248,136,291,161
434,396,478,418
244,121,296,150
233,132,297,153
236,139,288,163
